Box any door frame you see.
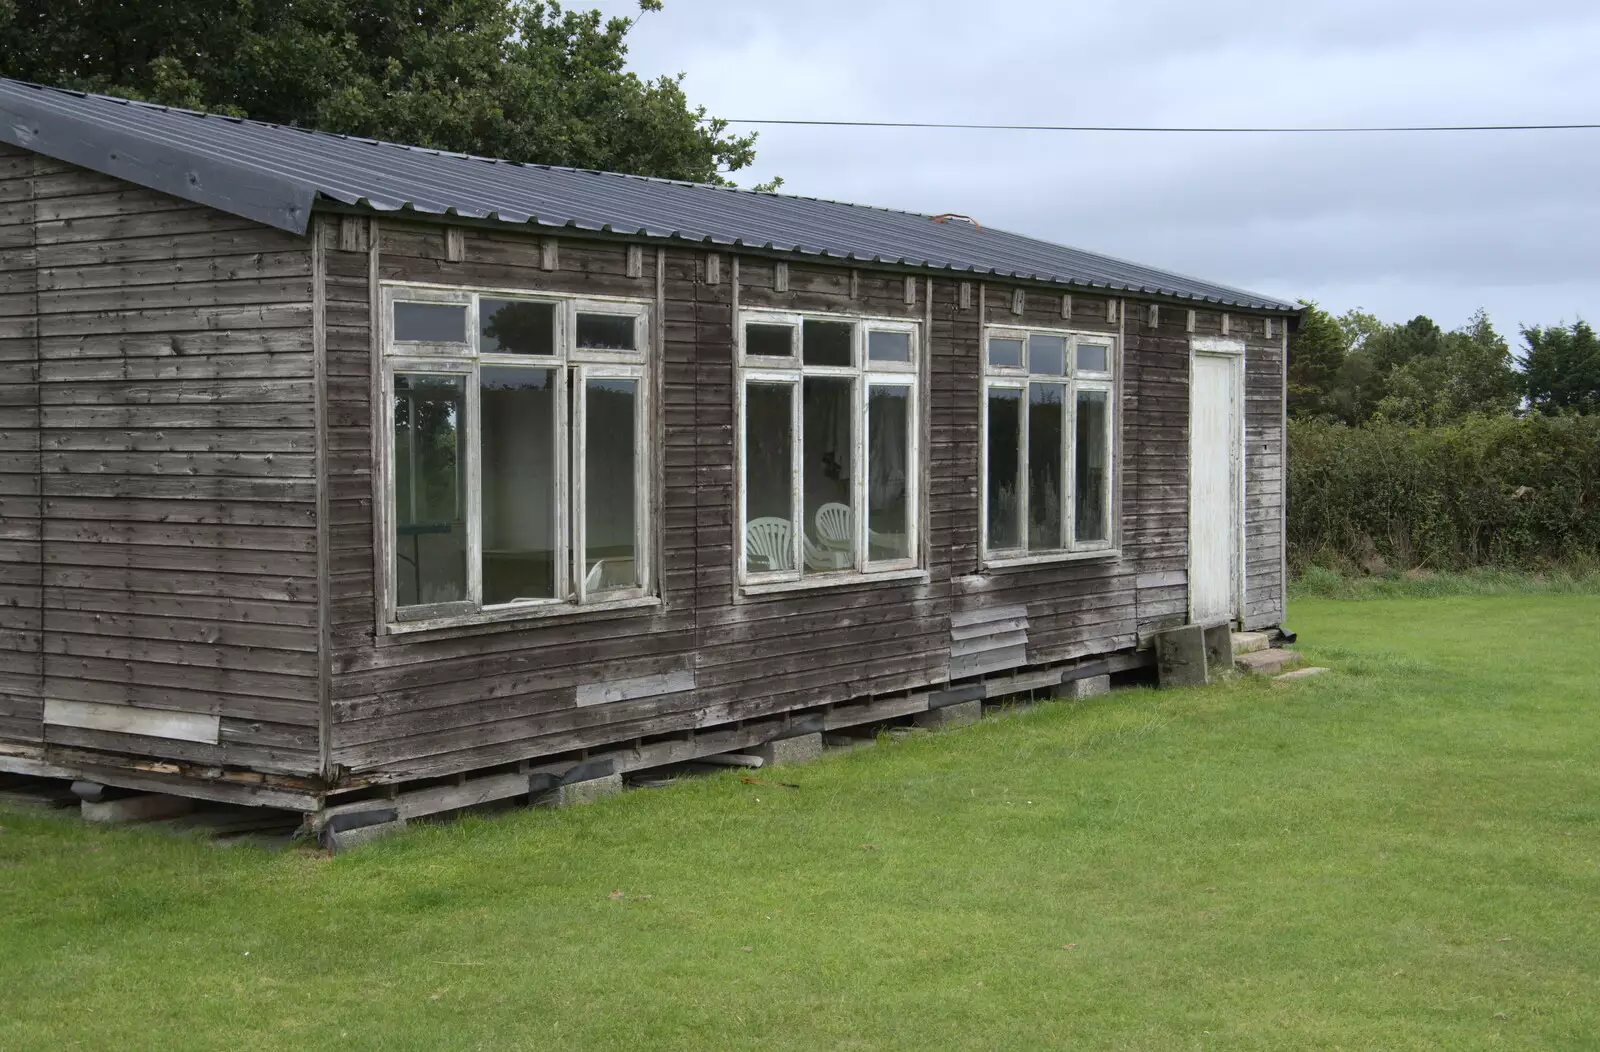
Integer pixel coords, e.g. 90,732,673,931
1187,336,1247,627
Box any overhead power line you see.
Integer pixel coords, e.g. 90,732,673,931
709,118,1600,133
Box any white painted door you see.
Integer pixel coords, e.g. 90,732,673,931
1189,351,1241,626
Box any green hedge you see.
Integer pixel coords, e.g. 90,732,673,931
1287,414,1600,572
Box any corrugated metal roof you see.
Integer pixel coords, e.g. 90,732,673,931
0,77,1299,312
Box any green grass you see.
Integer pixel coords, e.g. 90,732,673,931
4,595,1599,1050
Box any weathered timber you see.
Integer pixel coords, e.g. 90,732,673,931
0,139,1291,810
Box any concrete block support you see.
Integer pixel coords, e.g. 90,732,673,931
1202,624,1234,672
754,732,823,766
1155,625,1209,687
1058,674,1111,700
914,699,981,730
536,773,623,808
324,818,407,853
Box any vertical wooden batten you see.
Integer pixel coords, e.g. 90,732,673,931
311,219,334,781
921,276,934,581
25,152,44,713
654,247,668,602
367,222,388,637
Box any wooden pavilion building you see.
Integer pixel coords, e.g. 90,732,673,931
0,78,1298,832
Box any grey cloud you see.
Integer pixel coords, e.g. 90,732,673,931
600,0,1600,331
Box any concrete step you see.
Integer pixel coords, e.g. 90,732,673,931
1235,648,1300,675
1274,666,1331,682
1231,631,1272,655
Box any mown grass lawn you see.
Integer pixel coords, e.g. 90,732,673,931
3,594,1599,1051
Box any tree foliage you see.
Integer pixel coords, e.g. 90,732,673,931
0,0,759,184
1286,300,1345,420
1522,320,1600,416
1289,305,1522,425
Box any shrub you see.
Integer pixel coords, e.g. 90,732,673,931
1287,414,1600,572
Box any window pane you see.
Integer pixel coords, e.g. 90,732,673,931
868,330,911,363
576,313,637,352
1029,334,1066,376
393,302,466,343
803,319,852,367
584,378,639,592
744,383,795,573
1028,383,1065,551
392,374,467,607
481,299,555,355
802,376,854,573
1077,342,1110,373
986,387,1022,550
988,337,1024,369
1075,389,1111,543
868,386,912,562
746,323,794,357
481,367,558,604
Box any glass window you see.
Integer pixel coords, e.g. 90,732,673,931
393,373,468,607
584,378,639,593
868,330,912,363
1075,389,1111,543
986,388,1022,551
803,319,853,367
982,327,1117,559
740,310,920,584
480,367,557,605
802,376,854,574
481,299,555,355
744,383,795,573
394,302,467,343
576,312,637,351
383,286,652,620
1028,383,1065,551
868,386,912,562
988,337,1024,369
1077,342,1110,374
1029,334,1067,376
747,323,794,358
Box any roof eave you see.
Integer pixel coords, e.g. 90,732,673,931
309,197,1302,314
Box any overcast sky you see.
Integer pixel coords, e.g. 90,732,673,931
596,0,1600,342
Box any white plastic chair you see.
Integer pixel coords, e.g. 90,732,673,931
583,559,606,593
814,502,852,548
745,517,794,572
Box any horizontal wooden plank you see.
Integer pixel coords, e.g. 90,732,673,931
44,698,220,744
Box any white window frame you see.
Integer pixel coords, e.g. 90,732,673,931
736,308,923,590
980,323,1120,568
378,282,654,631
